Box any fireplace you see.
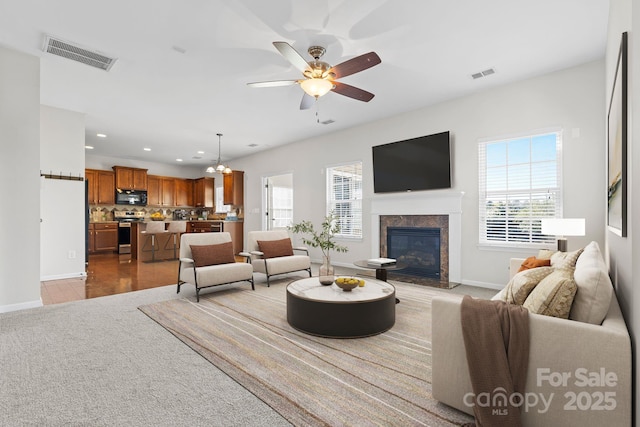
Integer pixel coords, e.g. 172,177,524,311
387,227,441,279
379,214,450,287
371,192,463,286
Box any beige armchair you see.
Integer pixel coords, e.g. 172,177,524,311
177,232,253,301
245,230,311,286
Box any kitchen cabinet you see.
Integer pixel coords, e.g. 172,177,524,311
223,221,243,255
148,175,175,207
194,177,214,208
113,166,148,190
89,223,118,253
174,178,193,207
223,170,244,206
187,221,223,233
86,169,115,205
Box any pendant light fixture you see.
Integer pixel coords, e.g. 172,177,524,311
206,133,231,174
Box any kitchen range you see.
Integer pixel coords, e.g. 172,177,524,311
113,210,145,254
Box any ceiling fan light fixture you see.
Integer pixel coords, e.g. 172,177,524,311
300,78,333,98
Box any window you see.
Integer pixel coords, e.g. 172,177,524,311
478,130,562,247
327,162,362,239
215,187,230,213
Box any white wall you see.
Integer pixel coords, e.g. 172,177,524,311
40,105,86,280
0,46,41,312
231,60,605,288
606,0,638,416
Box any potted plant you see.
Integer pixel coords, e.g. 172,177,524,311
289,212,349,284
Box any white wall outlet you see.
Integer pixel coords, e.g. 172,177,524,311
68,250,76,259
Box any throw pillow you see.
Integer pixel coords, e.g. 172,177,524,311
537,249,557,260
502,266,555,305
257,238,294,259
190,242,235,267
570,241,614,325
551,248,584,270
523,269,578,319
517,256,552,273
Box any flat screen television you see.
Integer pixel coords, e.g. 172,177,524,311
372,131,451,193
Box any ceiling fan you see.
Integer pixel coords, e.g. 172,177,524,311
247,41,381,110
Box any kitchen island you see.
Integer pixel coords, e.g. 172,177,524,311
131,220,243,261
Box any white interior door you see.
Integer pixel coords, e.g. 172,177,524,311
263,173,293,230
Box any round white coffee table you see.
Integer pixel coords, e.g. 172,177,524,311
286,277,396,338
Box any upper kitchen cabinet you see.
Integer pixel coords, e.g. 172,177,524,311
86,169,115,205
113,166,148,190
223,170,244,206
175,178,194,207
194,177,214,208
148,175,175,207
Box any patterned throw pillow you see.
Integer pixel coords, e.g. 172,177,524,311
502,266,555,305
551,248,585,270
190,242,235,267
257,238,294,258
523,269,578,319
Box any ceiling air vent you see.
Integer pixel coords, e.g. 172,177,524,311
471,68,496,80
43,35,117,71
320,119,335,125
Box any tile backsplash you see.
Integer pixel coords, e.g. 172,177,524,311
89,205,215,222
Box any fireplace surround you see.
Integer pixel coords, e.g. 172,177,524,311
370,191,463,288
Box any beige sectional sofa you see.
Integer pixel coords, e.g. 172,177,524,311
431,241,631,426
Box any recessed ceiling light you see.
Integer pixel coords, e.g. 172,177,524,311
96,133,107,138
197,150,205,154
85,145,94,149
176,158,183,162
143,147,151,151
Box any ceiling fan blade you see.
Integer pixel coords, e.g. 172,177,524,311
273,41,310,73
300,93,314,110
247,80,298,88
327,52,381,79
331,81,375,102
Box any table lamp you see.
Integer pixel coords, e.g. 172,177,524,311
541,218,586,252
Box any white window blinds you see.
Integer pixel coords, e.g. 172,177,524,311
327,162,363,238
478,130,562,247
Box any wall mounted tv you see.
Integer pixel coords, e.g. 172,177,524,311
372,131,451,193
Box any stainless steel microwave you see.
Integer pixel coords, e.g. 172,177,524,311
115,189,147,206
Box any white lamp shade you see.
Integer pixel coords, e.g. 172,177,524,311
300,78,333,97
541,218,585,236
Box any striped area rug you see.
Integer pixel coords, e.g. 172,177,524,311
139,279,473,426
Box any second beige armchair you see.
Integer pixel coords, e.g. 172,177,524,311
245,230,312,286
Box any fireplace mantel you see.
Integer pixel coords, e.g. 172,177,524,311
370,191,464,283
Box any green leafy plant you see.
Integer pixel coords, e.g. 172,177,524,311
289,212,349,258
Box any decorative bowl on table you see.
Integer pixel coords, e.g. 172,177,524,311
335,277,365,292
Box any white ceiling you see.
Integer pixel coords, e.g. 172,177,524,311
0,0,609,168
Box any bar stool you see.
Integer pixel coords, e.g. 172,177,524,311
166,221,187,259
141,221,166,262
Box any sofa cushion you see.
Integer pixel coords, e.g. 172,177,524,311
190,242,235,267
518,256,551,273
570,241,614,324
257,238,294,259
551,248,584,269
501,266,554,305
523,269,577,318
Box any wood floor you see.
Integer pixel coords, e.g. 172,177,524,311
41,253,179,305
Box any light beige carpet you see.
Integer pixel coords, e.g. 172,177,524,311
139,279,473,426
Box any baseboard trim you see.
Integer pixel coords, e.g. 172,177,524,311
460,279,504,290
40,271,87,282
0,298,43,313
